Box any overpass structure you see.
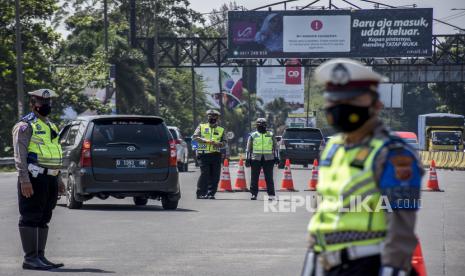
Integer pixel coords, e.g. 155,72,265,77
140,34,465,83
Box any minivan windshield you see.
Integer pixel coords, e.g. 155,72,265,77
92,119,169,147
283,129,322,140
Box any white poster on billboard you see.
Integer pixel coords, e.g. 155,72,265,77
256,60,305,113
283,15,351,52
62,87,116,120
195,66,244,109
379,83,403,108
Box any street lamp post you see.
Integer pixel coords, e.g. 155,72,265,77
15,0,24,119
153,1,160,116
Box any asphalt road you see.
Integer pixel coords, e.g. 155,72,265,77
0,165,464,276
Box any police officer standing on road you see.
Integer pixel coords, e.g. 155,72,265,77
192,110,226,199
245,118,279,200
301,59,423,276
12,89,65,270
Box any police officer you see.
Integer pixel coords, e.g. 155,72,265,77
192,110,226,199
301,59,423,276
245,118,279,200
12,89,64,270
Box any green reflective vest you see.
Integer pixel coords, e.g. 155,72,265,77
308,135,387,252
197,123,224,153
251,131,273,155
27,118,63,168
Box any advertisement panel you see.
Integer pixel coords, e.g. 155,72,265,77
195,66,244,109
228,8,432,58
62,87,116,120
256,60,305,113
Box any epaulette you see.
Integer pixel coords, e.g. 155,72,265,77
20,112,37,123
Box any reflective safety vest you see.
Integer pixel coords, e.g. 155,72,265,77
197,123,224,153
308,135,387,252
251,131,273,155
27,117,63,168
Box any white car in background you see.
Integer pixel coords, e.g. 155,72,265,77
168,126,189,172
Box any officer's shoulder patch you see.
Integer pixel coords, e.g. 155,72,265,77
19,124,29,132
390,155,414,181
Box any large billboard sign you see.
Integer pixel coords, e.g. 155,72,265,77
228,8,432,58
257,60,305,113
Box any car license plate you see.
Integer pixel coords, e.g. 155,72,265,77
116,159,147,169
296,144,309,149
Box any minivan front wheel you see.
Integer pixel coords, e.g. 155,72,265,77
66,175,83,209
161,196,178,210
133,197,148,206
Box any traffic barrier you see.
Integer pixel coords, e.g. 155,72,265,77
423,160,443,192
411,238,427,276
218,159,234,192
258,168,267,191
233,158,249,192
278,159,298,192
305,159,319,191
419,151,465,170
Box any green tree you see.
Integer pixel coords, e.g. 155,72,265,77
55,0,208,136
0,0,60,156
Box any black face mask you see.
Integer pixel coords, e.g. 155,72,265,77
35,104,52,117
208,118,217,125
257,125,267,133
325,104,371,133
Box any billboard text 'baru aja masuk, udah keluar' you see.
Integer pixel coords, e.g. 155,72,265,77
228,8,432,59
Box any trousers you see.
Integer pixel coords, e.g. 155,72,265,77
18,173,58,228
250,158,276,196
196,153,222,196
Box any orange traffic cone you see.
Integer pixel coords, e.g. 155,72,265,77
234,158,249,192
279,159,298,192
258,168,267,191
305,159,319,191
218,159,234,192
423,160,443,192
411,238,427,276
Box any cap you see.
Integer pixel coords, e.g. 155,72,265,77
314,58,387,101
256,118,267,124
206,109,220,116
27,89,57,99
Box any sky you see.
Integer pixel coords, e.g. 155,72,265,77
188,0,465,34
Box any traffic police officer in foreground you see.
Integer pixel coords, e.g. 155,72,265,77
13,89,64,270
302,59,423,276
192,109,226,199
245,118,279,200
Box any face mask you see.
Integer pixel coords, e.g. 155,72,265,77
208,118,217,124
35,104,52,117
325,104,371,133
257,125,267,133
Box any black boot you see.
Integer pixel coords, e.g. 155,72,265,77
19,227,53,270
38,227,64,268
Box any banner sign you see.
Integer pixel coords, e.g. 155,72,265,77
228,8,432,58
195,66,244,109
257,60,305,113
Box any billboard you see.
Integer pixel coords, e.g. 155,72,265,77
228,8,432,58
195,66,244,109
256,60,305,113
62,87,116,120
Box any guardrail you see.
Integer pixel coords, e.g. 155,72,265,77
0,157,14,166
419,151,465,170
